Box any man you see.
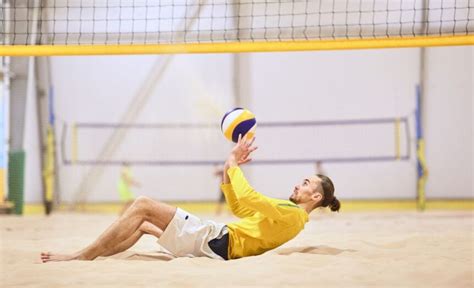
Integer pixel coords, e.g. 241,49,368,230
41,135,340,262
117,162,141,215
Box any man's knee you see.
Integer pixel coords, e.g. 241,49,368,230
133,196,163,213
135,195,151,203
130,196,151,210
131,196,175,227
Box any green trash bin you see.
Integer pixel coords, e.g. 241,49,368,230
8,150,25,215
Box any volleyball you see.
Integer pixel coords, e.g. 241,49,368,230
220,108,257,143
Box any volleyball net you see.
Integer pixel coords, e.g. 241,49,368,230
1,0,473,55
61,117,411,166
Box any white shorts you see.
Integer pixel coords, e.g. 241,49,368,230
157,208,227,260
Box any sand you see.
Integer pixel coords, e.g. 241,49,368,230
1,211,473,287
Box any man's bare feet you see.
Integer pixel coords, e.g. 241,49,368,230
40,252,80,263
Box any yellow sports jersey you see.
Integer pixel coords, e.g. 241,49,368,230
117,167,134,202
221,167,309,259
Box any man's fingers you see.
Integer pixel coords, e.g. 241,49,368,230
244,135,255,147
239,147,257,162
248,136,256,147
233,134,256,162
238,158,252,165
241,146,257,159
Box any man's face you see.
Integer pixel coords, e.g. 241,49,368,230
289,175,322,204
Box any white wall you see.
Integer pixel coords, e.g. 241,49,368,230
49,54,236,202
22,46,473,203
424,46,473,199
249,49,419,200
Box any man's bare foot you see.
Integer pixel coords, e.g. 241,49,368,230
40,252,80,263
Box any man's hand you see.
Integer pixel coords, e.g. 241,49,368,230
228,134,258,167
223,134,258,184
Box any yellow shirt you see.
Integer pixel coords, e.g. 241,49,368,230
117,168,134,202
221,167,309,259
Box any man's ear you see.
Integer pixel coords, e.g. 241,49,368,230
312,193,322,203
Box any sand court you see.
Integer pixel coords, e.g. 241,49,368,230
1,211,472,287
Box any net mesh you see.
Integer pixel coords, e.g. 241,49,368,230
1,0,472,46
62,118,411,166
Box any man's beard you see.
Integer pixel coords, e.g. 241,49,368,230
289,195,297,204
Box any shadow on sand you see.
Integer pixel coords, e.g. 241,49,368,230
276,245,356,256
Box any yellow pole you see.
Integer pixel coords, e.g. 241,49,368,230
0,168,4,203
0,35,473,56
417,139,428,210
43,126,55,203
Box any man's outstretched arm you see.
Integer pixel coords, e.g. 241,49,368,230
220,137,257,218
226,135,289,221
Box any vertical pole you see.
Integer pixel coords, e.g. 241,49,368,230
395,118,401,160
2,1,12,210
415,0,430,211
416,84,428,211
0,58,6,204
72,122,78,164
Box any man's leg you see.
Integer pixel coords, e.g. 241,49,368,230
41,196,175,262
119,200,135,216
101,221,163,257
58,221,163,259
